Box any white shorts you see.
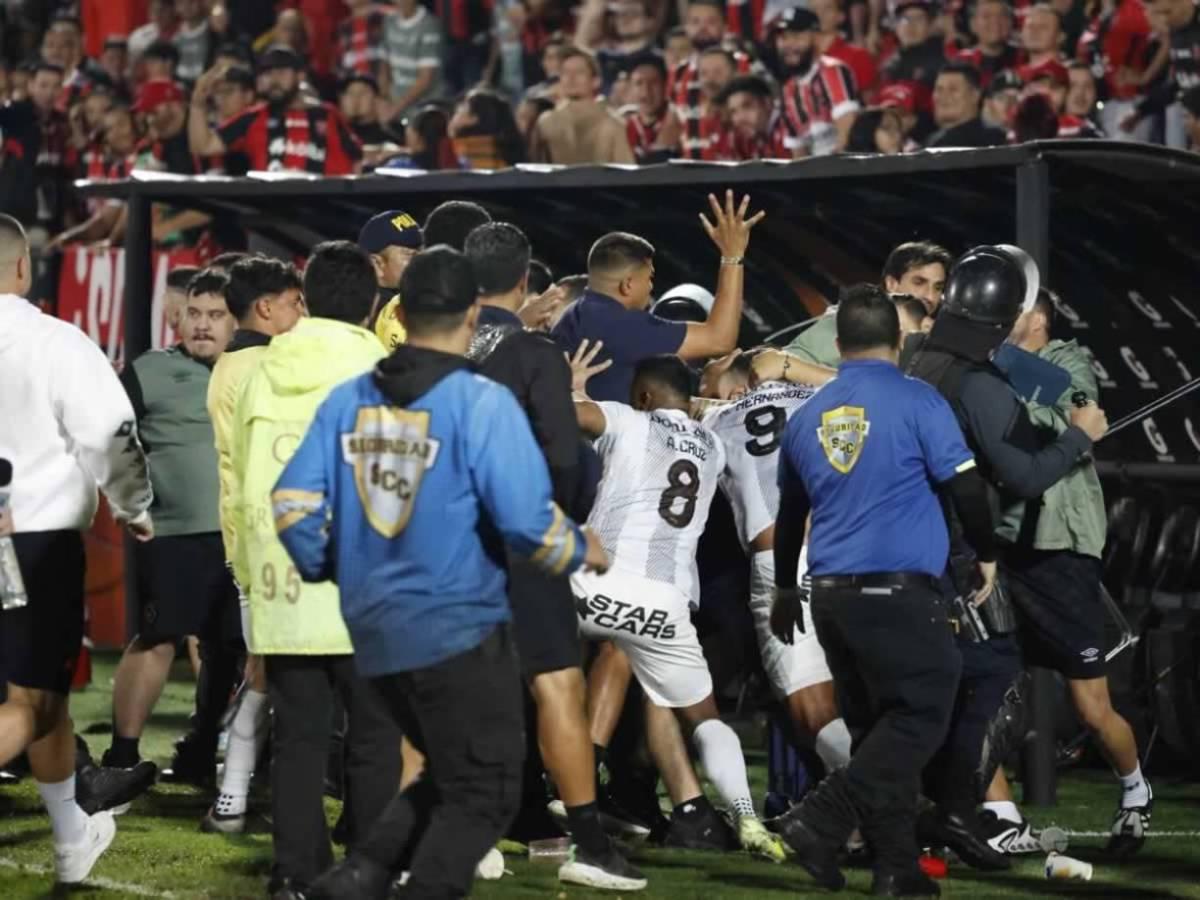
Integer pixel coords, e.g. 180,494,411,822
571,568,713,709
750,548,833,698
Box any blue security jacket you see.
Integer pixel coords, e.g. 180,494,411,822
273,348,587,676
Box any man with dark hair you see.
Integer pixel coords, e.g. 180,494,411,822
281,245,609,900
785,239,952,368
880,0,947,114
552,192,763,403
929,61,1008,147
89,270,238,808
142,39,181,81
769,282,998,896
948,0,1020,91
717,75,789,159
462,222,644,888
422,199,493,250
622,53,670,163
202,255,303,835
532,47,635,164
163,265,200,335
0,213,153,883
232,242,397,898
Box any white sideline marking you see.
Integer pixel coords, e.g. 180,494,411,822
1060,830,1200,838
0,856,176,897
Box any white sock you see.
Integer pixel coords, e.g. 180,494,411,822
692,719,756,819
218,689,269,810
1119,764,1150,808
983,800,1022,825
37,776,88,846
814,718,852,772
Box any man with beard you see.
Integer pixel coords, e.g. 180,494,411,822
188,46,362,175
772,8,861,158
716,75,790,159
83,270,239,813
665,0,753,159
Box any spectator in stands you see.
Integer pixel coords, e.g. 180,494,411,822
717,75,789,159
389,105,456,170
1065,61,1101,124
142,40,182,83
212,66,256,123
1021,5,1065,68
1077,0,1155,141
622,53,669,163
337,0,390,83
881,0,947,113
188,47,362,175
438,0,495,94
773,9,862,157
99,37,130,95
43,16,92,104
25,61,72,235
928,61,1008,146
1183,85,1200,149
383,0,446,118
133,80,195,174
531,47,635,164
811,0,879,99
449,88,526,169
1011,90,1061,140
1020,58,1103,136
130,0,181,63
338,73,401,158
664,26,693,72
950,0,1020,90
844,105,905,152
877,81,926,145
174,0,213,86
578,0,659,94
982,69,1022,129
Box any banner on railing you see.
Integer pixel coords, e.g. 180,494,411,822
56,245,201,362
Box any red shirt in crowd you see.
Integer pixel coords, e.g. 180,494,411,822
725,0,768,42
781,55,860,157
668,51,753,160
215,101,362,175
337,5,390,79
1077,0,1152,102
721,109,790,160
947,43,1023,89
823,36,877,99
623,107,666,162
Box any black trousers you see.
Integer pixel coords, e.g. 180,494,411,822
265,654,401,887
803,582,961,871
359,626,524,900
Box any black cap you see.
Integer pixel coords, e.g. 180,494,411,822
398,246,479,317
770,7,820,32
257,44,304,72
339,70,380,94
942,245,1036,327
985,69,1022,97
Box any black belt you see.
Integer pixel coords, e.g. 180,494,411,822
811,572,940,592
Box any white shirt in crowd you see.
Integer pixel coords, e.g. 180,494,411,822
0,293,153,532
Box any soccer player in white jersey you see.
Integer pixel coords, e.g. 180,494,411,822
699,348,855,782
572,355,786,862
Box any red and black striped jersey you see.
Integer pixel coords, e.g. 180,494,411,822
216,101,363,175
622,107,667,162
725,0,768,42
668,51,754,160
780,56,860,157
337,5,390,79
725,108,790,160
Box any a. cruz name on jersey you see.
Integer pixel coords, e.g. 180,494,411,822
576,593,677,638
652,411,716,463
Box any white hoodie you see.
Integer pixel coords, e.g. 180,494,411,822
0,293,153,532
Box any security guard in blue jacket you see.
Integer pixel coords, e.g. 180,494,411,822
767,284,1001,898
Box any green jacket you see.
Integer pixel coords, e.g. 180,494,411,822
122,346,220,537
784,312,840,368
230,317,385,655
996,339,1106,559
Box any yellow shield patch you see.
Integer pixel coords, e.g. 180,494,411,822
342,407,440,538
817,405,870,474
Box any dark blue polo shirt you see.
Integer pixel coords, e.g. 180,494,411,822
551,289,686,403
778,359,976,578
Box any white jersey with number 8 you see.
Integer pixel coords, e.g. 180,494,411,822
703,381,818,549
588,402,726,607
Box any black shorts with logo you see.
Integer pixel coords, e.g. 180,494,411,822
1002,546,1106,680
507,554,582,678
134,532,240,646
1,530,86,694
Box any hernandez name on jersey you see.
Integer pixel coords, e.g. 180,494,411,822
703,381,818,548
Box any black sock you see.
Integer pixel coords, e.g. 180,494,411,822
565,802,609,856
108,735,140,768
673,795,712,819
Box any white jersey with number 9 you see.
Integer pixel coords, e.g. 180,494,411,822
587,402,726,608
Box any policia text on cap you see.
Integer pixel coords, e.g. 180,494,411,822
765,284,1001,896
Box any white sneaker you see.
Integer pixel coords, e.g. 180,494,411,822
54,810,116,884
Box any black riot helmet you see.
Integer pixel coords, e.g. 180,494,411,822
941,244,1039,327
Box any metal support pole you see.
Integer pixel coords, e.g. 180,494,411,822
1016,158,1058,807
122,191,153,642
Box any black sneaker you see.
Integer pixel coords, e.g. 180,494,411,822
161,732,216,786
307,857,390,900
558,840,648,891
766,810,846,891
1105,783,1153,860
662,801,740,853
597,784,665,840
978,809,1046,855
916,809,1010,872
871,869,940,897
77,759,157,815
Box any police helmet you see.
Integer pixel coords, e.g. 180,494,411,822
651,283,715,323
941,244,1040,327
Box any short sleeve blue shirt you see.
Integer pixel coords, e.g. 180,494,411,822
778,359,976,578
551,289,686,403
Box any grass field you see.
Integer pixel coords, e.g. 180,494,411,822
1,655,1198,899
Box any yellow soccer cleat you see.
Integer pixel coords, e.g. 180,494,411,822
739,815,788,863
